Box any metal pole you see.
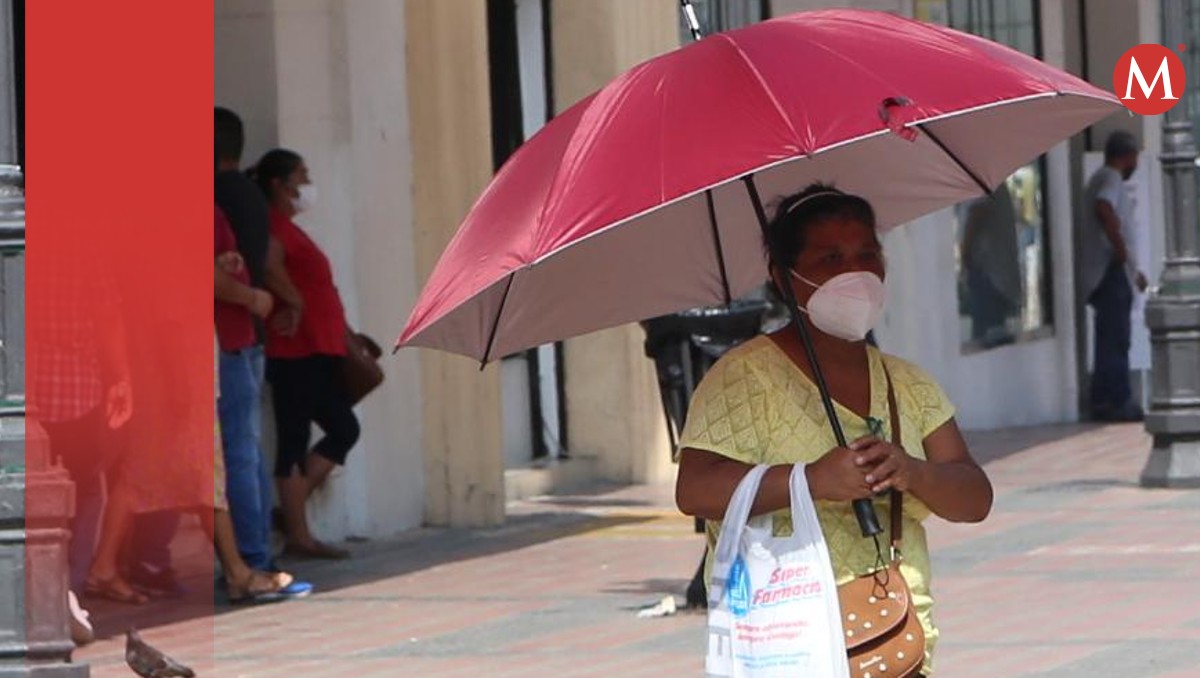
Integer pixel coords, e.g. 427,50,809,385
679,0,703,42
1141,0,1200,487
0,0,86,673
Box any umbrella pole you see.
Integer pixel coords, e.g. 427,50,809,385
742,175,884,539
704,189,733,305
679,0,702,42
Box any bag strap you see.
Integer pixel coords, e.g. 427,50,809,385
882,360,903,557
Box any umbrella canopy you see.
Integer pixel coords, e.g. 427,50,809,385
398,9,1120,362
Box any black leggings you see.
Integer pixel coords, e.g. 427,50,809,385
266,355,360,477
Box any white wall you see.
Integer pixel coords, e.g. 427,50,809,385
216,0,425,540
342,0,425,537
214,0,279,161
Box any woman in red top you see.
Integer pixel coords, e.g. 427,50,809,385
253,149,359,560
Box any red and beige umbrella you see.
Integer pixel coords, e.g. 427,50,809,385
399,9,1118,362
397,8,1121,534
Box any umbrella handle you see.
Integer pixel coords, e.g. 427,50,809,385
743,175,884,539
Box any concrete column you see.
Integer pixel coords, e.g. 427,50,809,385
342,1,425,536
551,0,678,485
405,0,504,526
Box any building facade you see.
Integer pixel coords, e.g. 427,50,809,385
214,0,1177,538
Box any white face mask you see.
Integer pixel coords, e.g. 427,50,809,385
293,184,317,213
789,269,886,342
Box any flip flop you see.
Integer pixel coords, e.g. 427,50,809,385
228,571,312,604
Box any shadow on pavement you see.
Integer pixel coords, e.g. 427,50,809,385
604,577,694,599
80,509,655,645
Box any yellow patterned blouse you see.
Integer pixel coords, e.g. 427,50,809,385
679,335,956,675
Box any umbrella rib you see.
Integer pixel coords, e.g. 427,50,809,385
704,189,732,305
480,272,516,369
714,34,804,145
918,124,991,196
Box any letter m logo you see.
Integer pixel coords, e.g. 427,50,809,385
1123,56,1178,100
1114,45,1186,116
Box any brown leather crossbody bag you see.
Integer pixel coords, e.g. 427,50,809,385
340,330,385,405
839,368,924,678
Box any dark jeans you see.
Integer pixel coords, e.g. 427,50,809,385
218,346,274,570
1088,260,1133,411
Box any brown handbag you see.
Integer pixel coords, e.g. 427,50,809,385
839,368,924,678
340,330,384,405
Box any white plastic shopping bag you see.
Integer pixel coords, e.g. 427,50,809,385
705,465,849,678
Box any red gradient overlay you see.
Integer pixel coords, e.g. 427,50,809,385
27,0,214,664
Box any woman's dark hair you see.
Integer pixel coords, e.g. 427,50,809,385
763,182,877,269
248,148,303,200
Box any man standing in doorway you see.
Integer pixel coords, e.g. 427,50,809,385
1080,130,1148,422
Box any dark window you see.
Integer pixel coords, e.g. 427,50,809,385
928,1,1053,352
487,0,524,172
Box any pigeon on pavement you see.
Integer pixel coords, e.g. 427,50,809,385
125,628,195,678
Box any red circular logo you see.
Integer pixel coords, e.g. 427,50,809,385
1113,44,1187,116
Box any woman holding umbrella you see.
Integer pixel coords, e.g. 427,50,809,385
674,183,994,675
395,10,1116,673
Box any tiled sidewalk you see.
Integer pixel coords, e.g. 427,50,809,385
74,423,1200,676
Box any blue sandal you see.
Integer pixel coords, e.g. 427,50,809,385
227,571,312,604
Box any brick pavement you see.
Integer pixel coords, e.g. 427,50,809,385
74,423,1200,676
